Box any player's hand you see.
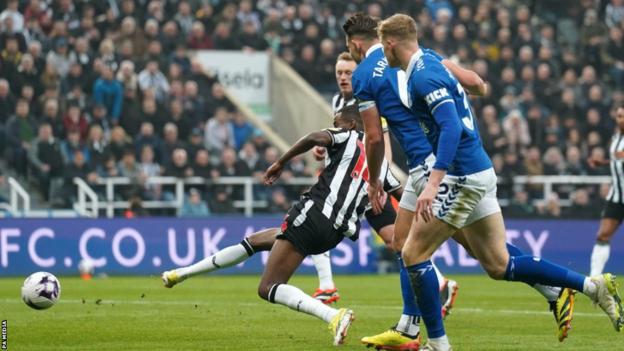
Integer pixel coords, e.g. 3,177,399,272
368,178,387,215
312,146,326,161
416,183,438,222
264,162,283,185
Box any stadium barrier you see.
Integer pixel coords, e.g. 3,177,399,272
0,218,621,276
70,175,611,218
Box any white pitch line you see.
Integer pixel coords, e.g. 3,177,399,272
0,298,606,318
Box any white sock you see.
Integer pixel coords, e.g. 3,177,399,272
590,242,610,277
431,261,446,290
176,240,253,278
533,284,561,302
271,283,339,323
582,278,598,300
311,252,335,290
396,314,420,337
428,335,451,350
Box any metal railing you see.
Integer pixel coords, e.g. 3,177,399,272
509,175,611,205
8,177,30,216
74,176,317,218
74,178,99,217
70,174,615,218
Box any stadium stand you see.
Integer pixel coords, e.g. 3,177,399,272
0,0,622,218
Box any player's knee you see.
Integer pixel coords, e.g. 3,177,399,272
401,249,428,266
483,262,507,280
596,230,613,242
257,282,271,301
248,230,278,252
391,234,406,252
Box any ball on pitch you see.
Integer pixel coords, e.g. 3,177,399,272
78,259,95,276
21,272,61,310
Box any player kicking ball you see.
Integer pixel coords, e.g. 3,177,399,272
369,14,623,350
164,105,398,345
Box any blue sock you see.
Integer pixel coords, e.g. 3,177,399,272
406,260,445,339
397,254,420,317
506,243,523,257
504,256,585,291
505,243,534,288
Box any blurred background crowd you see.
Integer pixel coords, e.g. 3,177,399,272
0,0,623,218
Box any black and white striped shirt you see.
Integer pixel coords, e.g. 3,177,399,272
607,131,624,204
332,92,389,132
332,93,357,115
293,129,400,238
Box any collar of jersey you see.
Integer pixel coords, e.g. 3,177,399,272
405,48,424,78
365,43,383,58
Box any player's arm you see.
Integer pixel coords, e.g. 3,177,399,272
381,118,393,163
360,102,387,214
264,130,333,185
416,83,462,222
441,59,487,96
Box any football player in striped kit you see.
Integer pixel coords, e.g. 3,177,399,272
164,105,399,345
589,105,624,276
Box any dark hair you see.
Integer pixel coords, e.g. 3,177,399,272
336,103,363,131
342,13,379,39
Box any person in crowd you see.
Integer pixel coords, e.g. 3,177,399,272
28,123,63,200
179,188,211,217
5,99,37,175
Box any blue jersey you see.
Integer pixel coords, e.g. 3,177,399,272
405,49,491,176
352,44,432,169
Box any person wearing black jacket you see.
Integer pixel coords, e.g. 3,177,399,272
28,123,64,200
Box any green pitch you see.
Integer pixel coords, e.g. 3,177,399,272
0,275,620,350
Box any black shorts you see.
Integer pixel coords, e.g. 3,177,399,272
364,197,397,233
602,201,624,221
277,204,345,256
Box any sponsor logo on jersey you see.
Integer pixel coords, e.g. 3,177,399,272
424,88,449,106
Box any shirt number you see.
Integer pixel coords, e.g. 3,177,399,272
456,83,475,131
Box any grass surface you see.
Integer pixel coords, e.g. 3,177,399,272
0,274,621,350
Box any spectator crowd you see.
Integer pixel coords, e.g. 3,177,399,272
0,0,623,218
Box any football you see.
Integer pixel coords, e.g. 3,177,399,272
78,259,95,276
21,272,61,310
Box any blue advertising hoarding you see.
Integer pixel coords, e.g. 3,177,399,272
0,218,622,276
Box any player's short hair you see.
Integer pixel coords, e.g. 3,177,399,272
378,14,418,42
336,52,354,63
342,13,379,39
336,103,363,130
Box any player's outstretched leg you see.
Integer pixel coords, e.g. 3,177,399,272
465,214,624,333
258,238,354,346
504,256,624,332
161,228,278,288
505,242,575,341
311,252,340,304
